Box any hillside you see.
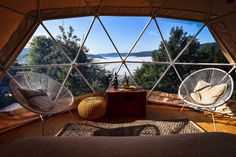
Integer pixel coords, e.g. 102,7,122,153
17,42,218,62
88,51,154,59
200,42,218,50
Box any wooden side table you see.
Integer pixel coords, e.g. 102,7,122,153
106,86,146,117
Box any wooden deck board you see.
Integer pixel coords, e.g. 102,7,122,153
0,103,235,146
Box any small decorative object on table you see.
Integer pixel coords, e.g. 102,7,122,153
112,72,119,89
124,73,130,89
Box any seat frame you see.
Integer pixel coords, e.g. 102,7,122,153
9,72,75,135
178,68,234,131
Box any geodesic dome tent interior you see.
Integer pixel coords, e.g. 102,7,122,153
0,0,236,99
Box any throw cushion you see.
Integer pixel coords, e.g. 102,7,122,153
18,88,54,112
190,80,227,105
193,80,211,92
78,96,107,120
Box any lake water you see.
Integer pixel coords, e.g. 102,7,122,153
17,48,153,76
93,56,152,75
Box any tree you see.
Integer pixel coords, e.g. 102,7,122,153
134,27,197,92
134,26,232,94
27,26,112,95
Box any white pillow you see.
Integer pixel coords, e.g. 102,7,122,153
190,80,227,105
193,80,211,92
18,88,54,112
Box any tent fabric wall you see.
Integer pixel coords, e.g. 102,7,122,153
209,16,236,63
0,0,236,79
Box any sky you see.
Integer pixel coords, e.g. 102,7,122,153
31,16,215,54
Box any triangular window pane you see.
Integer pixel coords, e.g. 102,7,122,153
100,16,149,54
84,19,122,63
82,63,113,93
43,17,94,62
133,64,168,90
156,17,204,60
127,20,167,62
116,64,136,87
152,66,181,94
65,67,93,96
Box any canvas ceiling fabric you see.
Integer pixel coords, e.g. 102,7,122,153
0,0,236,79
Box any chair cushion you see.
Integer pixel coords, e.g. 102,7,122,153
190,80,227,105
193,80,212,92
18,88,54,112
78,96,107,120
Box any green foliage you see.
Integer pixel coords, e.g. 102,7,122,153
27,26,111,95
26,25,236,98
134,26,235,97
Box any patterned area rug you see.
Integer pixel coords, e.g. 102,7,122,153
57,119,204,136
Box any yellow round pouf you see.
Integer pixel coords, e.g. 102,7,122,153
78,96,107,120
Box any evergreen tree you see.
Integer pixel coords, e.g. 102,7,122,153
134,27,232,94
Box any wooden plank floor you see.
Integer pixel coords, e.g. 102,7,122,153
0,103,236,147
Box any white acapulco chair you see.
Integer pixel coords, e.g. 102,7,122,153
9,72,74,135
178,68,234,131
